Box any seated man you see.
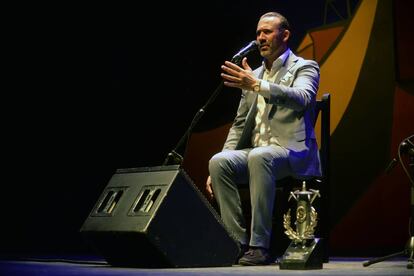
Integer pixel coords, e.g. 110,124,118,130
205,11,321,266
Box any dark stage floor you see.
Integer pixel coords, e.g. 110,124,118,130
0,256,412,276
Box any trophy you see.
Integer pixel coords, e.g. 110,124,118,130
279,181,324,270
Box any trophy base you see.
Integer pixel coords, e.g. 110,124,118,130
279,238,323,270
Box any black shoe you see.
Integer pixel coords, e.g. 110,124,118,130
236,243,249,261
238,247,272,266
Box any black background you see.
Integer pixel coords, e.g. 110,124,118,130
2,1,359,256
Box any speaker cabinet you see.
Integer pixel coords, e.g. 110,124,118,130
80,165,239,267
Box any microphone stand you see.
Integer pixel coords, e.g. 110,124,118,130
162,81,224,166
162,55,245,166
363,135,414,269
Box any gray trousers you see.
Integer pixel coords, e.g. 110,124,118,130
209,146,292,249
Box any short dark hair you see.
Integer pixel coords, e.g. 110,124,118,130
260,12,290,31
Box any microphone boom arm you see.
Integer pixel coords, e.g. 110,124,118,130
162,41,258,166
162,81,224,166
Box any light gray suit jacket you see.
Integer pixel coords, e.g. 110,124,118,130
223,49,322,177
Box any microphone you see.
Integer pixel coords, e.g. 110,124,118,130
231,40,258,63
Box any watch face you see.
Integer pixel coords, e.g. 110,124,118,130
253,80,261,92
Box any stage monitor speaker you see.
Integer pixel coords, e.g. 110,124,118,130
80,165,240,268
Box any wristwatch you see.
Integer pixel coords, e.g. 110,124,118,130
253,79,261,92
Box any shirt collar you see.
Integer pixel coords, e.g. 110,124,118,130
262,48,290,74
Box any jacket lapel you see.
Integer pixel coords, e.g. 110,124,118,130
268,51,299,118
276,51,298,84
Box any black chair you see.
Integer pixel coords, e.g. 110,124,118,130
239,93,331,262
313,92,331,263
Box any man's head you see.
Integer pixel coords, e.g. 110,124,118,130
256,12,291,65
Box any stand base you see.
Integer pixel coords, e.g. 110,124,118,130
279,238,323,270
408,236,414,269
363,236,413,269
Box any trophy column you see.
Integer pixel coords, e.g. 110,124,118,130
279,181,324,270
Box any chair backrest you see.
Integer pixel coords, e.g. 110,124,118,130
314,93,331,182
313,93,331,262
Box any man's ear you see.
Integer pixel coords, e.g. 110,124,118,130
282,29,290,43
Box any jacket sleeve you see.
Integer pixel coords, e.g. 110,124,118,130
267,60,319,111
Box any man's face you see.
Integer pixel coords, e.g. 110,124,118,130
256,16,289,61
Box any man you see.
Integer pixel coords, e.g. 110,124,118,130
206,12,321,266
